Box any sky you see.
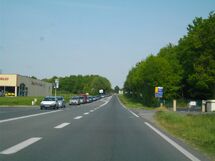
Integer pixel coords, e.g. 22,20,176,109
0,0,214,88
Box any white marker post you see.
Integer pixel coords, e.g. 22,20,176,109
173,99,176,112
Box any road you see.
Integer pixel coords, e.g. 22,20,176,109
0,95,207,161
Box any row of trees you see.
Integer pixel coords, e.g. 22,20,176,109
124,12,215,106
43,75,112,95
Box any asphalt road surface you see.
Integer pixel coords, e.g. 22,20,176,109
0,96,207,161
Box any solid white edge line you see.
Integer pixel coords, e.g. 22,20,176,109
54,123,70,129
74,116,82,119
117,96,139,118
0,110,63,124
144,122,201,161
128,109,139,118
0,137,42,155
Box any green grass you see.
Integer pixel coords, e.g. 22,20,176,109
0,93,77,106
0,96,44,106
118,94,156,110
155,111,215,160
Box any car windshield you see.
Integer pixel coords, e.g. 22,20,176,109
44,97,55,101
72,96,79,99
57,97,63,100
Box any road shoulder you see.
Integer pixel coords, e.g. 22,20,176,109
129,108,211,161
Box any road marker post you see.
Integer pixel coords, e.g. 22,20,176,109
173,99,176,112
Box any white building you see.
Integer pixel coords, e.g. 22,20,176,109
0,74,52,96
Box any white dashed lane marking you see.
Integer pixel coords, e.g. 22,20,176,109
0,137,42,155
0,110,63,124
74,116,82,120
84,112,89,115
54,123,70,129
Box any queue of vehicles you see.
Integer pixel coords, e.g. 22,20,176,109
69,95,101,105
40,94,104,110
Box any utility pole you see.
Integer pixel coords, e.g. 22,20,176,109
54,79,59,98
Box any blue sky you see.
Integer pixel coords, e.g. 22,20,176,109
0,0,214,88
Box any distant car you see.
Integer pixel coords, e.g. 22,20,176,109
69,96,81,105
40,96,59,110
80,94,87,103
100,94,105,98
56,96,66,108
92,96,96,101
79,96,85,104
87,96,93,103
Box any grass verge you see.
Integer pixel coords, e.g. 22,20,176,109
0,96,44,106
0,93,76,106
118,94,156,110
155,110,215,160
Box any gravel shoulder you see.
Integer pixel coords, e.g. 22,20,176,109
131,108,156,123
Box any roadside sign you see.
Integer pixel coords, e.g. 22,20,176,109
155,87,163,98
99,89,104,94
54,79,59,89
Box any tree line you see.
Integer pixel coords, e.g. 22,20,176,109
43,75,112,95
124,12,215,106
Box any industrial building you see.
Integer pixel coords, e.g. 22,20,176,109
0,74,52,96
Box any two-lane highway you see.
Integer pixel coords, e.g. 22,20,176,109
0,96,207,161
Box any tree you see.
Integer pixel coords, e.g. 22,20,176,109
124,11,215,103
177,12,215,99
43,75,112,95
114,86,120,93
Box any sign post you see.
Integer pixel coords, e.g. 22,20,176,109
54,79,59,98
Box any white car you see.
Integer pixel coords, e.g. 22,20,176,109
69,96,81,105
40,96,59,110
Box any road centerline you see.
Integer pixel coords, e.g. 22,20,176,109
0,137,42,155
54,123,70,129
74,116,82,120
0,110,63,124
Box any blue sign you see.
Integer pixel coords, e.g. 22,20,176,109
155,87,163,98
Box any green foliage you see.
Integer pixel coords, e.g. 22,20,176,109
156,111,215,159
114,86,120,93
177,12,215,99
124,53,182,106
44,75,112,95
118,94,145,109
124,12,215,105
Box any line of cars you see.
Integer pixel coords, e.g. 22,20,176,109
69,95,101,105
40,94,103,110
